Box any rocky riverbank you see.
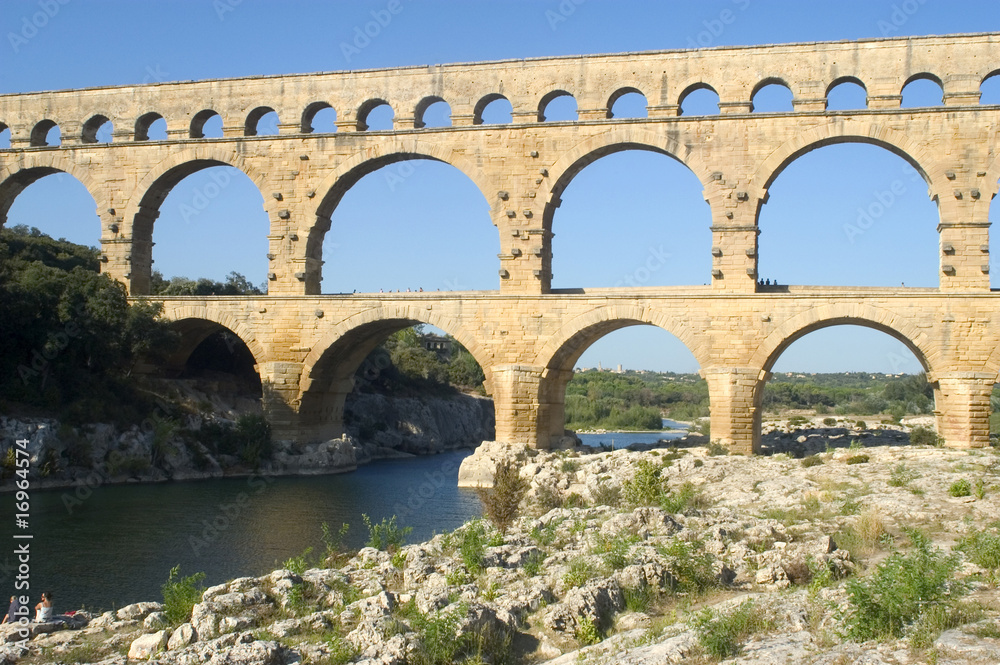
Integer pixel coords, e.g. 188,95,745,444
5,434,1000,664
0,387,494,492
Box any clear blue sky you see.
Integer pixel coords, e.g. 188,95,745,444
3,0,999,374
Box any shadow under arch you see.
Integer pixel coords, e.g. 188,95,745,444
748,120,944,212
158,316,263,384
306,147,496,295
122,148,269,295
297,306,492,442
157,303,267,369
532,304,709,447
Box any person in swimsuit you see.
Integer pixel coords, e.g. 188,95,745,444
34,592,53,622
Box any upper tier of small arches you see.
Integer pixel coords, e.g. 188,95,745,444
1,36,997,148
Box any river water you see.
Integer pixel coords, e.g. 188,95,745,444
3,421,689,614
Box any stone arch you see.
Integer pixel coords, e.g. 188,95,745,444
414,96,450,128
750,77,794,112
155,304,266,383
135,112,165,141
903,72,944,91
536,304,709,372
0,154,102,226
357,98,394,131
748,120,944,206
245,106,277,136
543,125,715,233
750,303,938,379
122,147,270,294
305,143,496,294
297,305,492,441
532,304,709,446
825,75,867,98
30,119,58,147
190,109,222,138
677,81,720,115
301,101,334,133
473,93,510,124
538,89,576,122
81,114,113,143
606,87,646,118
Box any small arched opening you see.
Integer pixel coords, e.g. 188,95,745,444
190,110,224,139
607,88,647,119
245,107,279,136
135,113,167,141
474,94,512,124
538,90,578,122
901,74,944,108
357,100,394,131
751,79,794,113
30,120,61,147
302,102,337,133
826,78,868,111
678,83,720,116
82,115,113,144
414,97,452,128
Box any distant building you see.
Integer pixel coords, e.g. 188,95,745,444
420,334,454,359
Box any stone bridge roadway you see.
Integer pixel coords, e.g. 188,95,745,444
155,287,1000,454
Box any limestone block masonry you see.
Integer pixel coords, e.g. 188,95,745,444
2,34,999,453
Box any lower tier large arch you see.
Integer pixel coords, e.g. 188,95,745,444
296,306,492,442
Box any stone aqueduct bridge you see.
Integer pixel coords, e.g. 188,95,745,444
2,33,1000,452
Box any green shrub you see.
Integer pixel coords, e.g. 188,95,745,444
657,539,719,593
622,585,653,613
591,533,638,570
844,530,964,641
909,426,941,446
957,529,1000,569
563,557,599,588
522,550,545,577
161,565,206,625
801,454,824,468
560,459,579,473
576,616,602,646
949,479,972,497
823,417,838,426
888,463,918,487
690,599,773,659
324,636,359,665
235,413,273,468
459,520,486,574
621,459,667,507
846,454,870,465
362,514,412,552
476,460,528,534
282,547,313,575
788,415,809,426
660,481,710,514
706,441,729,456
590,480,621,507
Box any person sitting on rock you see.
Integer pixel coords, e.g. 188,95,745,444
1,596,22,624
34,592,53,622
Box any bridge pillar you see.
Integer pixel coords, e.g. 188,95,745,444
258,361,307,441
702,366,767,454
933,373,993,449
490,364,547,448
938,220,991,291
